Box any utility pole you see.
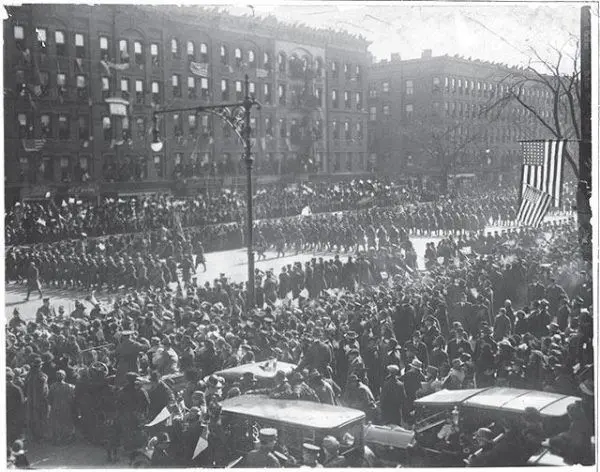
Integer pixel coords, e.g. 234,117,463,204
579,5,592,262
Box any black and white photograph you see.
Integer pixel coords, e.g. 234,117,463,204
2,1,597,468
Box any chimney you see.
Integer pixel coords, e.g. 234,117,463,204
421,49,432,59
391,53,401,62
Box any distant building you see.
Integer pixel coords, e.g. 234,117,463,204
367,50,559,187
4,4,370,203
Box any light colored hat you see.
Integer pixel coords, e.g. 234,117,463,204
410,358,423,369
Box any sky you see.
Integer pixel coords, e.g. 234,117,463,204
223,2,590,72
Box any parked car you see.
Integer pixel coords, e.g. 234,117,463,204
220,394,366,466
401,387,579,466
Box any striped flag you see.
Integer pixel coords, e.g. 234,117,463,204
520,139,566,207
22,138,46,152
516,184,552,228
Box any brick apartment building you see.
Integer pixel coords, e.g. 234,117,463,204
367,50,558,187
4,4,370,203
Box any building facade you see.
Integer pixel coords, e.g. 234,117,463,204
4,4,370,202
367,50,557,185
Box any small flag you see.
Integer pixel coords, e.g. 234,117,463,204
36,218,46,226
193,427,209,459
516,184,552,228
68,197,75,204
520,139,566,207
301,206,312,216
100,59,111,76
189,61,209,77
22,139,46,152
145,407,171,427
75,57,83,73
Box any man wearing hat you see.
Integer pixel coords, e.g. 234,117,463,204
290,372,320,403
380,365,407,427
301,443,322,467
321,436,346,468
400,358,425,415
493,307,512,342
117,372,150,463
243,428,281,467
25,261,43,301
10,439,30,468
466,428,499,467
7,368,25,444
9,309,27,331
443,359,466,390
557,296,571,332
307,369,336,405
150,432,172,467
23,356,49,442
343,374,376,419
114,330,150,386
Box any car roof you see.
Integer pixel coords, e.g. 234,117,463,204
415,388,578,417
221,394,365,429
213,361,296,382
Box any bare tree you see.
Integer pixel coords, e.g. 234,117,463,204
485,42,580,177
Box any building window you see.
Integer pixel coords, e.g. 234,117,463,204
171,38,180,59
263,83,272,104
235,80,243,101
188,76,197,99
100,36,109,58
101,76,110,99
382,81,390,93
134,41,144,66
331,61,338,79
102,116,112,141
355,92,362,110
383,104,390,116
451,78,456,91
344,91,351,109
369,106,377,121
278,84,286,106
41,156,53,181
154,155,163,178
36,28,48,53
38,71,49,96
315,87,322,107
347,152,353,171
151,43,159,67
58,115,70,140
356,122,363,140
14,25,25,50
263,51,271,69
76,75,87,99
279,118,287,138
55,30,66,56
433,76,441,92
248,49,256,67
60,156,71,182
405,104,414,120
265,116,273,136
78,115,89,140
75,33,85,58
355,64,362,81
119,39,129,63
234,47,242,68
344,121,351,140
135,79,144,104
57,73,67,97
187,41,195,61
120,78,130,99
200,77,209,99
344,63,351,80
221,79,229,101
40,114,51,138
173,114,183,137
332,120,339,139
220,45,229,65
172,74,181,97
199,43,208,62
332,89,338,108
406,80,414,95
278,52,286,73
17,113,32,139
188,114,197,134
135,117,146,139
16,70,26,95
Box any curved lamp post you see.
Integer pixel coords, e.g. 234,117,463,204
151,74,261,308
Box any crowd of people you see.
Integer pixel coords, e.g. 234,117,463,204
5,178,520,246
5,202,594,467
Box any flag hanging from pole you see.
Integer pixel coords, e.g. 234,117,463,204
516,184,552,228
520,139,566,207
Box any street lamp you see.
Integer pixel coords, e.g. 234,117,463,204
151,74,261,308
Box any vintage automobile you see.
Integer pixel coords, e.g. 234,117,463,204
209,360,297,393
220,394,366,466
399,387,580,467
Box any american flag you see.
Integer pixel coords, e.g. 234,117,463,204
22,138,46,152
520,139,566,207
516,184,552,228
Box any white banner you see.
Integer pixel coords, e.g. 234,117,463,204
190,61,209,77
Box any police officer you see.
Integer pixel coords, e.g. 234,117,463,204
301,443,322,467
321,436,346,467
242,428,281,467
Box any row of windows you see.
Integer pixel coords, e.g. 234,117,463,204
372,76,553,100
14,25,363,83
331,90,363,110
17,154,91,184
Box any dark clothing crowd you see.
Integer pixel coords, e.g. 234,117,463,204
5,209,594,466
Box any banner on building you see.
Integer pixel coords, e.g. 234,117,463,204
100,59,130,77
22,138,46,152
256,68,269,78
189,61,209,77
105,97,129,116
